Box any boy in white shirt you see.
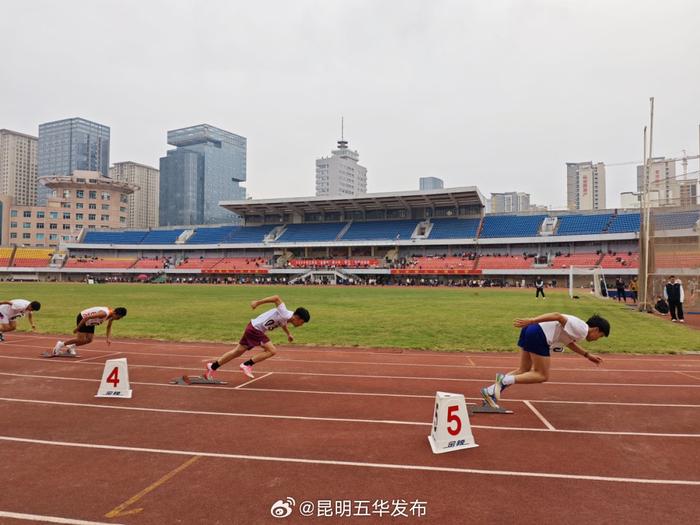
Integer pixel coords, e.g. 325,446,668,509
481,312,609,408
51,306,127,356
0,299,41,341
203,295,310,380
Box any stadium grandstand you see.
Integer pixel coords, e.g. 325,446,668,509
3,186,684,288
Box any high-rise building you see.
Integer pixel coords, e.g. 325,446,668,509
110,162,160,229
0,129,38,206
636,157,679,207
159,124,246,226
491,192,531,213
37,118,110,204
566,161,606,210
0,170,134,248
419,177,444,191
315,135,367,197
679,179,698,206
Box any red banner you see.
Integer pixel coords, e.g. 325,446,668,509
203,269,269,274
290,259,380,268
391,269,482,275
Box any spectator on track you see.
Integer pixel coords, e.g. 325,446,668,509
480,312,608,409
629,277,638,303
0,299,41,342
615,277,627,302
664,276,685,323
654,296,669,315
202,295,310,380
534,277,545,299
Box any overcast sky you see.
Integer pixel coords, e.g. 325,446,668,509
2,0,699,208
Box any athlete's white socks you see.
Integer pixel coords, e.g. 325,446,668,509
501,374,515,386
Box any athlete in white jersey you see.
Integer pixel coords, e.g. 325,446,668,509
0,299,41,341
202,295,310,380
480,312,609,408
251,303,295,333
50,305,127,356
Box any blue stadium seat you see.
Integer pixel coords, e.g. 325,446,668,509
275,223,347,242
228,225,276,243
606,213,641,233
427,218,481,239
654,211,700,231
555,214,612,235
140,229,185,244
187,225,274,244
341,220,419,241
480,215,546,238
82,230,148,244
186,226,234,244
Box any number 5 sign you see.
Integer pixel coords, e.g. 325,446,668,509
96,358,133,399
428,392,477,454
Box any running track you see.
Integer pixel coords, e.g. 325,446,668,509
0,334,698,524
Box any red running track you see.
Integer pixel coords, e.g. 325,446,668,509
0,333,698,524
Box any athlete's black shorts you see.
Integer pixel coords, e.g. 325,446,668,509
76,313,95,334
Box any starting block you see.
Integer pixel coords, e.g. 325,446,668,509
169,375,228,386
41,350,80,358
469,402,513,415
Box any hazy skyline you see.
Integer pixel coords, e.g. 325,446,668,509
2,0,699,209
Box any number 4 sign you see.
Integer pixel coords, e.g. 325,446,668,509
95,358,133,399
428,392,478,454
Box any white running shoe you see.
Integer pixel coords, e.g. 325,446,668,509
52,341,65,356
66,344,77,356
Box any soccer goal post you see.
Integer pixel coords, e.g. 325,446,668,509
568,265,609,299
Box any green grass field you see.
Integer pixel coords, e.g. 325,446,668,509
0,282,697,353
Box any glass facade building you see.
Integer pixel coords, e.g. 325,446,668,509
159,149,204,226
37,118,110,204
159,124,246,226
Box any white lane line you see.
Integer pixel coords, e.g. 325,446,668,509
524,401,556,430
676,371,700,381
1,354,698,388
5,340,700,372
1,397,698,438
2,371,700,408
235,372,273,389
79,351,122,363
1,435,698,486
18,333,700,363
0,510,125,525
0,397,427,427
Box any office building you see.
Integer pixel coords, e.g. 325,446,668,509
315,135,367,197
159,124,246,226
419,177,444,191
0,129,38,206
566,161,606,210
110,162,160,229
37,118,110,204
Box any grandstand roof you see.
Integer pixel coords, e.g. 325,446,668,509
220,186,485,217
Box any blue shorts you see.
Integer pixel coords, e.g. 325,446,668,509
517,324,550,357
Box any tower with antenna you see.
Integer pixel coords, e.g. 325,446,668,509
337,116,348,150
315,118,367,197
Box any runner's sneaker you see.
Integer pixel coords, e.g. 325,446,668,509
66,344,77,356
494,373,505,399
480,387,500,409
52,341,65,356
0,333,4,342
202,362,217,381
240,363,255,379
